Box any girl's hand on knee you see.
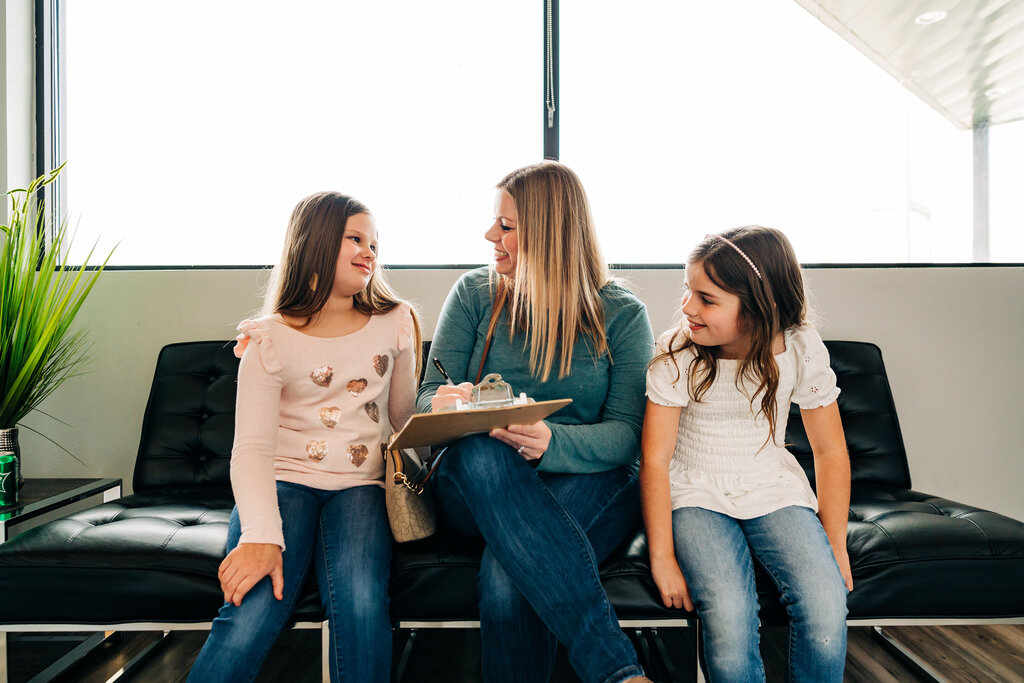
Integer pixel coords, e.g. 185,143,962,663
430,383,473,411
218,543,284,606
490,421,551,460
651,558,694,611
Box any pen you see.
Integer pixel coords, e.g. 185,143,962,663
432,357,456,386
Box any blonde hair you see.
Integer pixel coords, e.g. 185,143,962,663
262,191,422,378
652,226,807,446
495,161,609,381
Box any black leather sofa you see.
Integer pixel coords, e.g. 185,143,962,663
1,340,1023,681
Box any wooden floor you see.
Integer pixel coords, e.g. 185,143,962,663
7,624,1024,682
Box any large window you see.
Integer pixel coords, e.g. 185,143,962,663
64,1,540,266
560,0,975,264
55,1,1022,265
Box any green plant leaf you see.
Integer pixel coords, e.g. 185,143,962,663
0,164,115,435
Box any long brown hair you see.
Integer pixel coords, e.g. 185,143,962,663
653,226,807,446
261,191,422,378
494,162,609,381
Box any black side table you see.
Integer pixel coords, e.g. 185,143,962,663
0,478,122,543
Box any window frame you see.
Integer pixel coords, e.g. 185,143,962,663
36,0,1021,268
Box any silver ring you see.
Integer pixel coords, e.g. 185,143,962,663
517,444,527,454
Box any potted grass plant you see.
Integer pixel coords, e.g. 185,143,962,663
0,164,113,487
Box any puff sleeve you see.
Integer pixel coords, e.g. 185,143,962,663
790,325,841,410
646,331,692,408
230,319,287,549
388,304,419,434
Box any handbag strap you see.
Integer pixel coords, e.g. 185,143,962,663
476,279,507,384
397,280,510,493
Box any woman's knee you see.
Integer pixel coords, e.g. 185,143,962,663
477,552,531,624
442,433,514,481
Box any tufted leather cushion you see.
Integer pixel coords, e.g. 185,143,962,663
788,342,911,489
1,339,1022,628
0,342,324,625
132,342,239,491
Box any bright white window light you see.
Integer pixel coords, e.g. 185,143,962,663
65,1,540,266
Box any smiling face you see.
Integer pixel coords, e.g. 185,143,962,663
484,190,519,278
332,212,378,297
680,260,746,359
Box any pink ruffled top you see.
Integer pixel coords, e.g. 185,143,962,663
646,324,840,519
230,304,418,549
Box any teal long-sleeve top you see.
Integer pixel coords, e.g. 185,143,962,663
416,267,655,474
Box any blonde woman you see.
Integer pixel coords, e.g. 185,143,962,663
418,162,655,683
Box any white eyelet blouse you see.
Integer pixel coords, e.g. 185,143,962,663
646,324,840,519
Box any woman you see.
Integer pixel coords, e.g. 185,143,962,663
417,162,654,683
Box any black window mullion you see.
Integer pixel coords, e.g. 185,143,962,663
34,0,66,247
543,0,559,160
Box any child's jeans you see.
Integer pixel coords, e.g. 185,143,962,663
187,482,392,683
672,505,848,683
434,433,646,683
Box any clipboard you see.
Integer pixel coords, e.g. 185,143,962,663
389,398,572,451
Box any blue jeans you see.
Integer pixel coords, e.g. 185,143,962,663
188,482,392,683
434,433,645,683
671,505,848,683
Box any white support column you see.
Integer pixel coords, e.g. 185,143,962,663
973,119,990,262
1,631,8,683
321,621,330,683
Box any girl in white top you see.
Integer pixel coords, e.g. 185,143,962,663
640,226,852,682
188,192,421,683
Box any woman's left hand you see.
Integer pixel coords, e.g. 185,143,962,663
490,421,551,461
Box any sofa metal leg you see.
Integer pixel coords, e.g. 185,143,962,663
644,628,686,683
1,631,7,683
871,626,946,682
102,630,173,683
634,628,655,677
393,628,418,682
695,621,706,683
23,632,112,683
321,621,330,683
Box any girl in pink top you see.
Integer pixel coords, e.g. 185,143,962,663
189,192,421,683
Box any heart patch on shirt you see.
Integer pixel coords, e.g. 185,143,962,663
373,354,390,377
348,444,369,467
347,378,368,397
319,406,341,429
306,440,328,461
310,365,333,387
364,401,380,423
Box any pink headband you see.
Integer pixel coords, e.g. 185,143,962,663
708,234,762,280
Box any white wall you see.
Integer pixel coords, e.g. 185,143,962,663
16,266,1024,521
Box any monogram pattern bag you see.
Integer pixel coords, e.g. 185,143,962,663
384,443,437,543
383,280,507,542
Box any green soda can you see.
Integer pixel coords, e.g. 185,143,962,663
0,453,17,506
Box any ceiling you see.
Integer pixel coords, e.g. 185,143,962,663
793,0,1024,130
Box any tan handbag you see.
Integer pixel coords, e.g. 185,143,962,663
383,281,507,542
384,443,437,543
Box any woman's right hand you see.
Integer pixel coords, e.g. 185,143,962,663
651,556,694,611
430,382,474,411
218,542,284,606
